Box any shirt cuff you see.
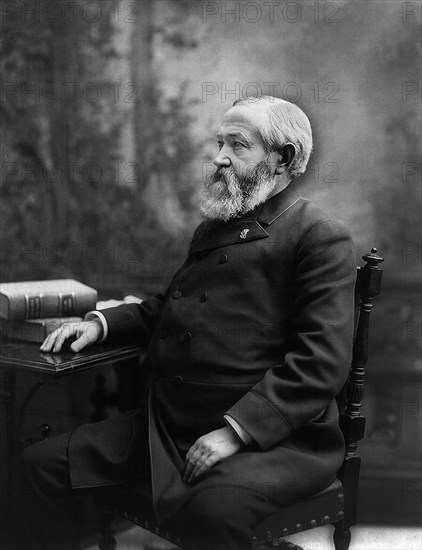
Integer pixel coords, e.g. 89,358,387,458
224,414,253,446
84,311,108,342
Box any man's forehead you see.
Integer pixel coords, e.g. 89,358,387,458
217,104,269,140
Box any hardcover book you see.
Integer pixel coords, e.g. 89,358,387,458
0,317,83,343
0,279,98,320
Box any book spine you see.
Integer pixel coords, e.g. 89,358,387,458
58,292,76,316
24,294,43,318
7,292,97,320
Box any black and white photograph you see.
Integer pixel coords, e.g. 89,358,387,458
0,1,420,549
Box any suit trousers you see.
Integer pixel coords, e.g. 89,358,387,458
18,423,280,550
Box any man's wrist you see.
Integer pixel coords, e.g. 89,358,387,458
222,426,243,449
84,311,108,342
223,415,253,446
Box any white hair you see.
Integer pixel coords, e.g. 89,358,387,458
233,96,313,179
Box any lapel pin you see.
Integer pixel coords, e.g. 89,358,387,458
239,228,249,239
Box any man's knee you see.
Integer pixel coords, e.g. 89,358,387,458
22,440,49,473
22,439,53,476
20,432,71,489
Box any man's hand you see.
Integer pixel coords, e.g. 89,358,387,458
40,320,103,353
183,426,242,484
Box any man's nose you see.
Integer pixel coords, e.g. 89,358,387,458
213,148,231,169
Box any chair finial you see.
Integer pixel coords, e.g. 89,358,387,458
362,248,384,267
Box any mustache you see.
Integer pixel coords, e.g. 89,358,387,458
204,166,237,197
210,166,233,182
209,159,273,184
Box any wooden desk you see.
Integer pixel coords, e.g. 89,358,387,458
0,338,142,375
0,338,142,444
0,339,142,495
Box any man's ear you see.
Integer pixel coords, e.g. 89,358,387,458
275,143,296,175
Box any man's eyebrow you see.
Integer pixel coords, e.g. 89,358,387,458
216,131,251,142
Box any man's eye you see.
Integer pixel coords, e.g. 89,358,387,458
233,141,245,148
217,141,223,150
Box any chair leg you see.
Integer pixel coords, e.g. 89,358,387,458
333,522,351,550
98,510,117,550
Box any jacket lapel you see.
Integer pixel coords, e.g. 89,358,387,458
189,184,301,255
189,219,269,254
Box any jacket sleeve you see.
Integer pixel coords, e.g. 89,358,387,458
95,294,166,345
225,219,356,450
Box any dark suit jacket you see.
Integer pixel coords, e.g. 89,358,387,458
68,183,356,524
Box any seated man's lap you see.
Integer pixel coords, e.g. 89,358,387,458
19,418,280,549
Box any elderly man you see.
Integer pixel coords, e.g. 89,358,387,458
22,96,356,550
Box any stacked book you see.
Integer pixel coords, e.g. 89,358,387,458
0,279,98,344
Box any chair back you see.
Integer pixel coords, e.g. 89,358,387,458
337,247,384,526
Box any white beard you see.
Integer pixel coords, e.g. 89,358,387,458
199,158,278,221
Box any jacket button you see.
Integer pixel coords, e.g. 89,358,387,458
200,293,207,302
219,254,228,264
183,331,192,342
174,375,183,384
173,290,182,299
158,330,167,339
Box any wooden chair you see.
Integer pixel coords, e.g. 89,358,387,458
97,247,384,550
